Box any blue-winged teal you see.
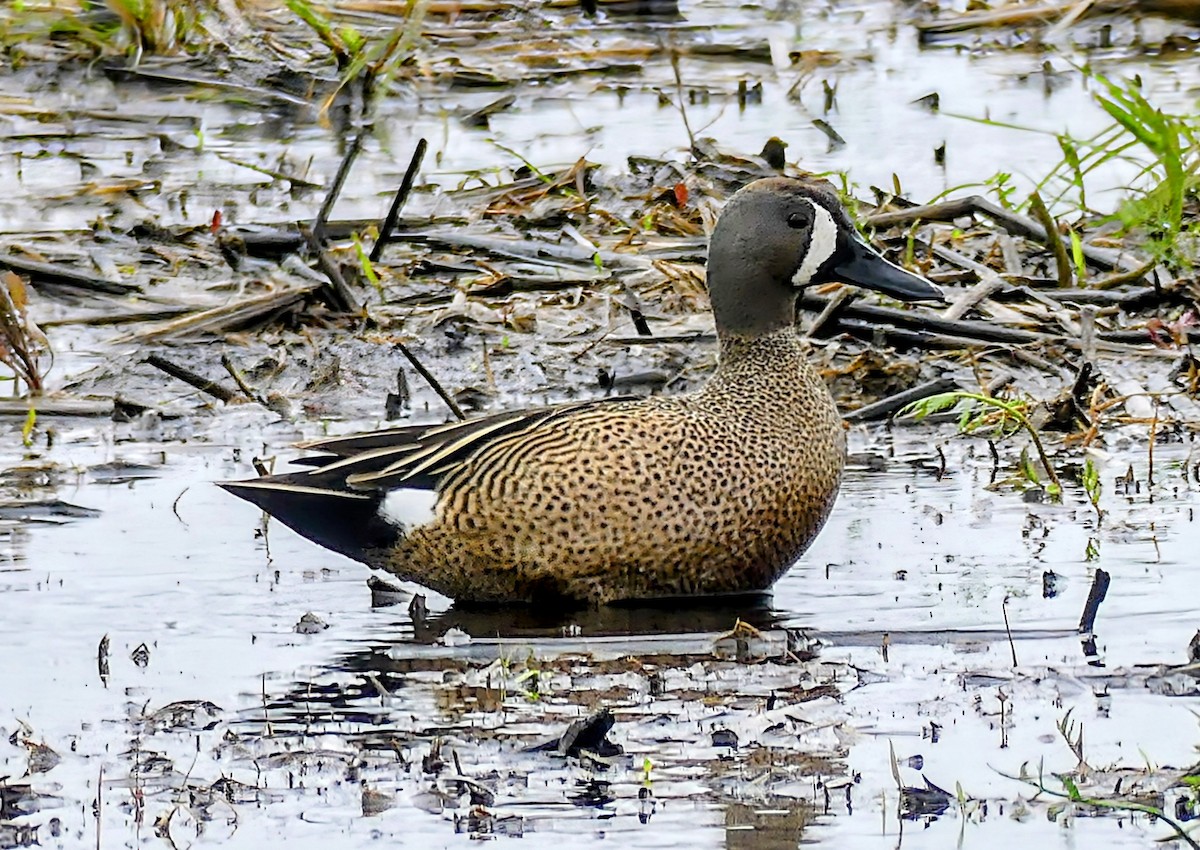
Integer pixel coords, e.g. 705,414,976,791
222,177,942,605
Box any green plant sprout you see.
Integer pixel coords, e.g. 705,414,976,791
901,391,1063,500
1032,72,1197,268
351,234,382,293
21,407,36,448
992,710,1200,847
1082,457,1103,520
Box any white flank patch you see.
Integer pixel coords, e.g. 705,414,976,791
379,488,439,533
791,201,839,287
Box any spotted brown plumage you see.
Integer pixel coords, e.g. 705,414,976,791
221,177,943,605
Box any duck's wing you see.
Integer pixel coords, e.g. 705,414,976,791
218,395,638,562
301,395,640,491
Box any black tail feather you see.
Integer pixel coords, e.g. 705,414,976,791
219,479,399,564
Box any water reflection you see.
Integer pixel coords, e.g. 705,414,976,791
415,592,783,641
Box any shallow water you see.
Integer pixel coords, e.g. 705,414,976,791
3,0,1200,846
2,414,1197,848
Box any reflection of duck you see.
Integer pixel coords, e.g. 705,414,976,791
413,593,784,642
222,178,942,606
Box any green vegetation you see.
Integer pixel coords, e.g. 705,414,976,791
1040,72,1199,269
997,710,1200,848
902,390,1063,500
941,69,1198,272
0,1,210,60
286,0,428,117
105,0,204,56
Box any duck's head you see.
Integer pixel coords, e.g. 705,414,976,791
706,177,943,336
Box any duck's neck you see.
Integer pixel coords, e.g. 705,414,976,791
706,262,799,337
701,327,829,413
714,327,807,376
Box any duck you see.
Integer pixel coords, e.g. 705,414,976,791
221,177,943,606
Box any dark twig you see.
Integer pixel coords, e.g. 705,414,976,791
298,224,362,314
314,131,365,241
800,292,1052,346
371,138,428,263
396,342,466,421
844,376,960,422
1078,568,1111,634
621,283,653,336
668,47,697,154
0,254,139,295
1002,595,1018,668
1090,259,1159,290
1028,191,1074,288
220,353,265,404
144,354,237,403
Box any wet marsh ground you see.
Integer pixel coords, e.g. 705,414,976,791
2,0,1200,848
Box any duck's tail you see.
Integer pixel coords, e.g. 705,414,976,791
218,474,400,564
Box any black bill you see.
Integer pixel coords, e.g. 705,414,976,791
832,235,945,302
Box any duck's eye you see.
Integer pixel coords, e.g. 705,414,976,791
787,211,811,229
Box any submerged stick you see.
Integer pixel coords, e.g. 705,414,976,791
1078,568,1111,634
144,354,237,403
396,342,466,421
371,138,428,262
1002,595,1018,668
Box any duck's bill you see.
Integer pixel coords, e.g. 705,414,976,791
833,236,945,302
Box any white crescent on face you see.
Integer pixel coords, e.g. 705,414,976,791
791,200,839,287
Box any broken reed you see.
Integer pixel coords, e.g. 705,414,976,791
0,271,49,395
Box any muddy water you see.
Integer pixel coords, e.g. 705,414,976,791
1,413,1197,848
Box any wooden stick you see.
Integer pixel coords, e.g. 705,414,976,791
1028,191,1074,288
844,376,960,422
1078,567,1111,634
298,224,362,314
371,138,428,262
799,292,1054,345
0,255,138,295
941,274,1006,321
144,354,238,403
864,194,1139,273
0,398,113,417
314,131,365,241
396,342,466,421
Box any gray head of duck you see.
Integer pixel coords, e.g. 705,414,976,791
706,177,944,336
